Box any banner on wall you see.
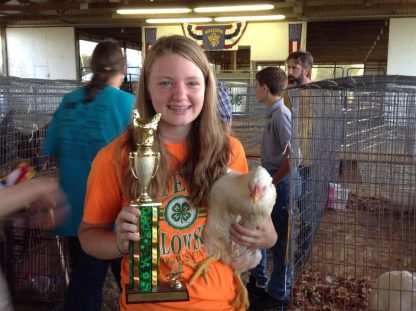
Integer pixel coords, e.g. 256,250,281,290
288,23,302,53
182,22,248,50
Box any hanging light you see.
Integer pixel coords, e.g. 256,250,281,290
194,4,274,13
117,8,191,14
214,15,285,22
146,17,213,24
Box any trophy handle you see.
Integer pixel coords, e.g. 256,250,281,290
152,153,160,179
129,153,139,180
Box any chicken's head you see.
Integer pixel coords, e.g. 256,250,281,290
248,166,275,203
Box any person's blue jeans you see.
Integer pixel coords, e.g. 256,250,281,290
64,237,122,311
250,248,269,287
251,172,300,301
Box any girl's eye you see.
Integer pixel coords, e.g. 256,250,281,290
188,81,200,88
159,81,172,87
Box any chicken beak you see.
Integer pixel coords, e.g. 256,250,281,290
251,185,260,203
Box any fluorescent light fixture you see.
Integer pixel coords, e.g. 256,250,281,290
117,8,191,14
146,17,213,24
214,15,285,22
194,4,274,13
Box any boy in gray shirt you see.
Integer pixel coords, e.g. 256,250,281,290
248,67,292,310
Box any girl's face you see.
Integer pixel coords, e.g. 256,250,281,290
147,53,205,134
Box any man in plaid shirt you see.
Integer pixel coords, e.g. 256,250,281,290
217,81,232,133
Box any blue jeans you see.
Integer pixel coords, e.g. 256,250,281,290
64,237,122,311
251,173,300,301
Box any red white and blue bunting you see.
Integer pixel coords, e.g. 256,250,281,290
182,22,248,50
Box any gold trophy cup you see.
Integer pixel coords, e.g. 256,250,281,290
125,110,189,303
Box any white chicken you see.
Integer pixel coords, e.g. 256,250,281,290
369,270,416,311
189,166,277,310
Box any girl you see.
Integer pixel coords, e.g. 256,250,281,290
79,35,277,311
43,38,134,310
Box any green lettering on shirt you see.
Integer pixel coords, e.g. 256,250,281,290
193,225,204,249
160,231,170,255
170,234,182,254
172,173,186,193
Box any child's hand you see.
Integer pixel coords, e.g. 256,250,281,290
26,177,68,230
115,205,141,255
230,216,278,249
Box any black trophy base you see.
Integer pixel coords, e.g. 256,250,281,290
125,284,189,304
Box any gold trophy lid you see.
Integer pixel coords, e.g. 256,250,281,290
132,109,161,148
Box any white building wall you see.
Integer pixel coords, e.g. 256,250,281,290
238,22,306,61
6,27,76,79
387,18,416,75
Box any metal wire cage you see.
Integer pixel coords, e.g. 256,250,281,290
287,75,416,310
0,77,81,310
0,77,82,177
1,212,68,310
226,82,266,157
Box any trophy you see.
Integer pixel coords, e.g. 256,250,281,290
125,109,189,304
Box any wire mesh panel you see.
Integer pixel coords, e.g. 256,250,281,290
0,77,80,310
288,76,416,310
1,212,68,310
226,82,266,157
0,77,82,177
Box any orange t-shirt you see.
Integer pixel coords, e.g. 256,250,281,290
83,133,248,311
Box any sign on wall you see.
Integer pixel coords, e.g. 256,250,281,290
182,22,248,50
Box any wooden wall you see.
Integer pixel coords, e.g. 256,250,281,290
307,20,389,65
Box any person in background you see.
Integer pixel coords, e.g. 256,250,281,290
0,176,66,311
286,50,313,88
42,39,135,311
217,80,233,133
248,67,296,311
78,35,277,311
284,50,315,261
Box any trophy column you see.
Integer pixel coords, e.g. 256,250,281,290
125,110,189,304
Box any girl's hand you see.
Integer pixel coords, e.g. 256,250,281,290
115,205,141,255
230,216,277,249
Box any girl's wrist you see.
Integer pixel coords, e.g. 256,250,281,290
116,242,128,256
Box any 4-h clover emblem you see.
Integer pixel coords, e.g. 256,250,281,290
165,195,198,229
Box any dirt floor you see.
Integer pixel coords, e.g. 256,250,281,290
308,195,415,280
291,193,415,310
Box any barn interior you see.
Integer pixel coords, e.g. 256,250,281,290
0,1,415,311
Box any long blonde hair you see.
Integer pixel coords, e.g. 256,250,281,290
121,35,230,207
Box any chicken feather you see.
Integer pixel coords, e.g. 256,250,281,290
203,165,277,273
369,270,416,311
189,166,276,310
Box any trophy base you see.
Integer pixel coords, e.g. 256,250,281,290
125,284,189,304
